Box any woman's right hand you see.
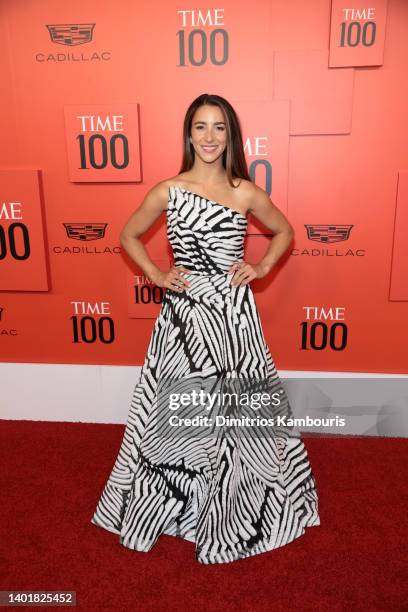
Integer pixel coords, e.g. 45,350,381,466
153,265,191,292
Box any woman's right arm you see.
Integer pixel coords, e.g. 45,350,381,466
119,182,191,292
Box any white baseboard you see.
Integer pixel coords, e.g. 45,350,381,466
0,363,407,436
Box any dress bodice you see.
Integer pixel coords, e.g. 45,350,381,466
167,185,248,275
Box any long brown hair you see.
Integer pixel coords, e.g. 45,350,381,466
178,93,252,188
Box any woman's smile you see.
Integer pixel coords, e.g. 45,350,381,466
200,144,219,153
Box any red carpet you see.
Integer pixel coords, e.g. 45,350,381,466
0,419,407,611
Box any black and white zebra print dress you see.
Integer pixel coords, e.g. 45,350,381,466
91,184,320,564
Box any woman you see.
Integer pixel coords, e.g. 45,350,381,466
91,93,320,564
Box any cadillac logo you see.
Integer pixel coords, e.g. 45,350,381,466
64,223,108,241
305,224,353,243
46,23,95,46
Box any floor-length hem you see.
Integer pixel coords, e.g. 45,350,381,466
90,512,320,565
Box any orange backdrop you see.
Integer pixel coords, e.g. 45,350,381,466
0,0,407,374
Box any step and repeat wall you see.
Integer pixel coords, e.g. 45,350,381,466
0,0,406,373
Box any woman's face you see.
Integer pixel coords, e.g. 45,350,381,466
189,104,227,163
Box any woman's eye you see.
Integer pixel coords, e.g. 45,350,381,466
195,126,224,131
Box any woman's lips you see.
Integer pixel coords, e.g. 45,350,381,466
201,145,218,153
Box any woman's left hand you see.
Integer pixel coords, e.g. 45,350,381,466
228,260,270,287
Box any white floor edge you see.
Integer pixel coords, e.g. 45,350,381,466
0,363,407,435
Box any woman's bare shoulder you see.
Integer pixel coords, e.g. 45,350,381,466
235,178,270,201
233,178,255,191
231,178,258,209
140,179,177,212
163,174,191,190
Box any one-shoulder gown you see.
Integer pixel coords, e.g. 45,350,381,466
91,184,320,564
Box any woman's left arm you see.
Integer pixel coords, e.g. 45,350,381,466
230,185,294,286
